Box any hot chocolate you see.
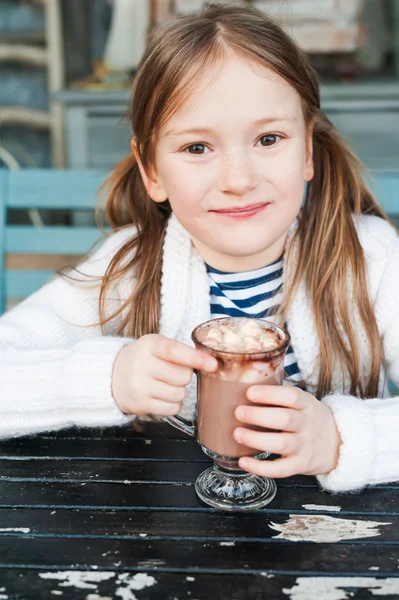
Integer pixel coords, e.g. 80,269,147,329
192,318,287,459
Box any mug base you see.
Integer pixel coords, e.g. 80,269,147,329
195,465,276,511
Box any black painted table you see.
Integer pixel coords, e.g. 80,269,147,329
0,422,399,599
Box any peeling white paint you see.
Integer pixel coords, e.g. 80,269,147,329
137,559,165,568
0,527,30,533
50,592,63,596
283,577,399,600
369,567,380,571
139,533,147,538
38,571,157,600
220,541,235,546
0,594,8,599
123,480,131,484
39,571,115,590
260,573,275,578
302,504,341,512
115,573,157,600
270,515,391,543
186,577,195,582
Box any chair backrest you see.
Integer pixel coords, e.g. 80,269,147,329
0,169,107,314
369,171,399,220
0,168,398,393
0,169,398,312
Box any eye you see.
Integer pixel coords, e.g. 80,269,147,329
184,144,210,154
256,134,282,147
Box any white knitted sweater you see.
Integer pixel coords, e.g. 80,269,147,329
0,213,398,493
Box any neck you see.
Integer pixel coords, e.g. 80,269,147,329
191,233,287,273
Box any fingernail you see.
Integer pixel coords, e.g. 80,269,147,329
204,357,217,371
234,429,242,443
235,406,245,420
239,458,249,469
247,388,257,400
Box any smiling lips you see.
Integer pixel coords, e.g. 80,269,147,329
211,202,269,219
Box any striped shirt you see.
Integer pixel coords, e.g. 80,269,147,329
206,256,302,383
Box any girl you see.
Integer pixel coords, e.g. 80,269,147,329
0,4,398,494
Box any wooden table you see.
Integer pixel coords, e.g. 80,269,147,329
0,423,399,599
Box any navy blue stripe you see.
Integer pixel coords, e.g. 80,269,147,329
209,284,282,307
210,268,283,291
210,304,281,318
285,362,300,377
210,305,251,318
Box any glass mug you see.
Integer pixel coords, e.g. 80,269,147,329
163,317,290,511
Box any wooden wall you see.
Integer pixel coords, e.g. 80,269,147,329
153,0,364,54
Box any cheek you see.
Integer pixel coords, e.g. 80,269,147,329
268,147,307,203
161,164,212,215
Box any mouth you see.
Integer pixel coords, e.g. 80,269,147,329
210,202,270,219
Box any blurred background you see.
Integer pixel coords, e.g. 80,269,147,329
0,0,398,312
0,0,398,173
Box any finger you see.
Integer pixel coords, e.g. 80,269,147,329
152,338,218,372
235,406,300,432
233,428,296,456
122,397,181,417
247,385,307,410
153,360,193,387
149,380,186,404
238,455,300,479
146,399,182,417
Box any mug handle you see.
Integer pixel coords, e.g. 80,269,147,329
162,415,195,437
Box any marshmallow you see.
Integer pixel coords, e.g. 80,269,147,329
207,328,223,343
239,318,263,338
222,330,243,347
243,337,262,351
201,319,280,354
260,333,278,349
239,368,264,383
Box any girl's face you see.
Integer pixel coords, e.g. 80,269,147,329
136,54,314,272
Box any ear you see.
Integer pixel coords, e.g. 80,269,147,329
131,138,168,203
304,122,314,183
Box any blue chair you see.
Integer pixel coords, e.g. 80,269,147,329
369,171,399,221
0,169,107,314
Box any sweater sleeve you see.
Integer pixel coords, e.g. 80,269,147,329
0,227,137,439
317,234,399,492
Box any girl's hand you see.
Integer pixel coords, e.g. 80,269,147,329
234,385,342,477
112,334,218,416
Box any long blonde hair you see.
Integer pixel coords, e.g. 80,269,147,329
98,3,390,399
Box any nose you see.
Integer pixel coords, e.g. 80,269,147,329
218,153,258,196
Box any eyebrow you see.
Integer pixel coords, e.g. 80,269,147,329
164,116,297,137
